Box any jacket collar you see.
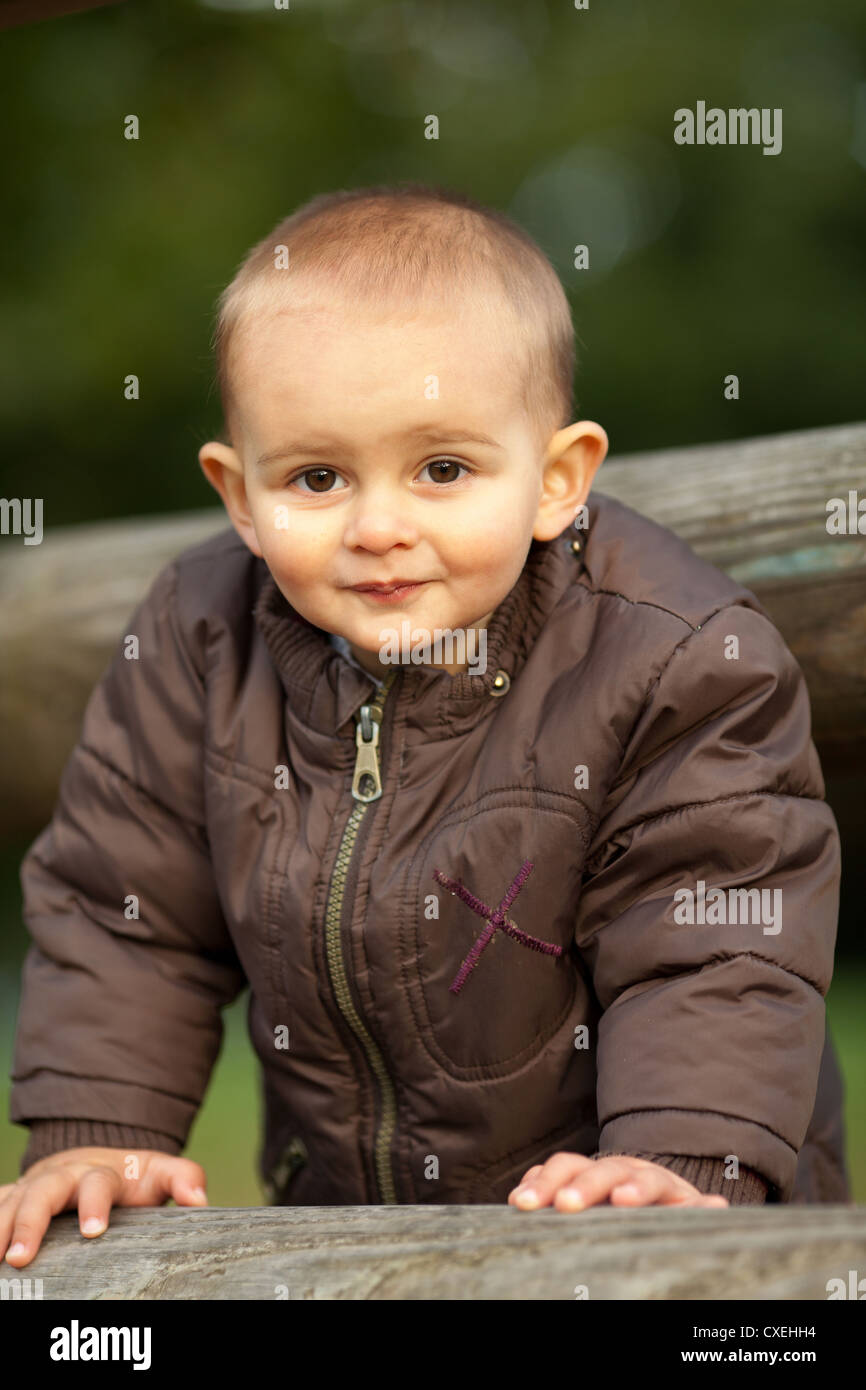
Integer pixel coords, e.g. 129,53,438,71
252,533,581,738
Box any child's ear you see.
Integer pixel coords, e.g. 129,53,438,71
533,421,608,542
198,440,263,558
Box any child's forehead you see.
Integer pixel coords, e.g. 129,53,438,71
230,288,526,406
229,316,534,460
236,280,519,353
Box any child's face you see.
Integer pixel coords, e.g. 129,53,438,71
201,287,605,678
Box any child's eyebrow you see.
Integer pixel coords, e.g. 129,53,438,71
255,425,503,469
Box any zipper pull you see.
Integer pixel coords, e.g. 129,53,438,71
351,670,397,803
352,704,383,802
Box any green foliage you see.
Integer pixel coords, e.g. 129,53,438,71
1,0,864,522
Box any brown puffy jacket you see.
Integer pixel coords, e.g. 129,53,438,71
9,492,851,1206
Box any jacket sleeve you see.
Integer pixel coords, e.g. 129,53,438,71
575,601,840,1203
18,1120,183,1175
8,557,247,1165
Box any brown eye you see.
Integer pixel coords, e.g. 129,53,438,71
293,468,344,493
423,458,468,485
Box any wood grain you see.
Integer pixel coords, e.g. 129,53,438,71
5,1203,864,1301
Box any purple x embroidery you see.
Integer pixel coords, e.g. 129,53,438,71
431,858,564,995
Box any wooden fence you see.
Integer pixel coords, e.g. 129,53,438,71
3,1202,865,1300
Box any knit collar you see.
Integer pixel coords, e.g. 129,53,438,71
252,534,580,738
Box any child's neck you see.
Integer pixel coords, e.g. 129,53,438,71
347,611,494,679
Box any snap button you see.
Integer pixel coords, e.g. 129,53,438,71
569,537,583,556
490,669,511,697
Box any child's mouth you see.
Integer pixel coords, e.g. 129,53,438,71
349,581,429,604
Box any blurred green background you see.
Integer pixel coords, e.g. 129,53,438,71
1,0,864,1203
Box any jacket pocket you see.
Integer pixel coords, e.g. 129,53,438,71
403,789,587,1075
263,1135,309,1205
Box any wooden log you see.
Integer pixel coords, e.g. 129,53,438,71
1,422,864,836
5,1203,866,1300
0,511,226,838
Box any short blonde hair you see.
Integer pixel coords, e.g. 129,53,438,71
211,181,576,453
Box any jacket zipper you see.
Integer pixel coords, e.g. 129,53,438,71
323,668,400,1204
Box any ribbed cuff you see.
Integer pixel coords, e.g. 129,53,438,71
19,1119,183,1176
590,1150,769,1204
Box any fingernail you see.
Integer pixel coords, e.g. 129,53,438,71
515,1187,538,1207
6,1242,27,1259
559,1188,584,1209
190,1187,207,1203
82,1218,105,1235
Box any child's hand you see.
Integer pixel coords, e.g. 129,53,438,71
507,1152,730,1211
1,1146,209,1268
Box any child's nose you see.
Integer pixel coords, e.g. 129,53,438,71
344,491,419,551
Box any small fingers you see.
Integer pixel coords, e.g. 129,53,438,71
603,1165,692,1208
509,1152,595,1208
77,1166,123,1238
0,1181,27,1264
508,1150,734,1213
165,1158,209,1208
608,1174,731,1209
3,1170,79,1267
552,1158,664,1211
506,1165,544,1205
558,1165,731,1211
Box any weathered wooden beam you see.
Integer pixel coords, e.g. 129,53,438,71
7,1203,866,1300
0,511,226,838
1,422,863,836
599,422,866,578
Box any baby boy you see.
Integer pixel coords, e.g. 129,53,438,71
3,183,843,1267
